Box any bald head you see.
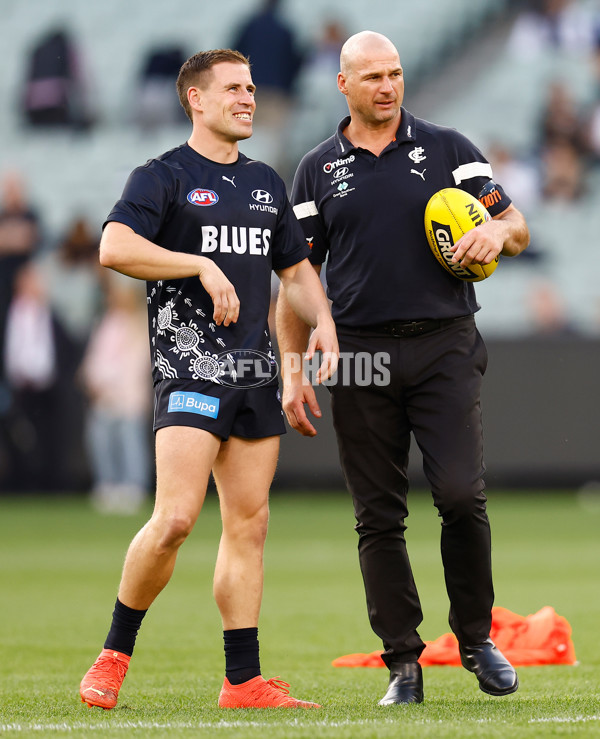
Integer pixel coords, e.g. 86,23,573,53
337,30,404,134
340,31,400,76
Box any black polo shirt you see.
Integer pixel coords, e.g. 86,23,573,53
291,108,511,325
106,143,309,385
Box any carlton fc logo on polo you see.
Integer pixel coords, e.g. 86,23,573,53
188,188,219,206
408,147,426,164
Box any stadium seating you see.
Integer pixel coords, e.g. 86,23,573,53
0,0,597,335
0,0,510,228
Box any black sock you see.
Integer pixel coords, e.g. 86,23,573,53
104,598,147,657
224,627,261,685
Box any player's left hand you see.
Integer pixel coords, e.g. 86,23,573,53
451,221,504,267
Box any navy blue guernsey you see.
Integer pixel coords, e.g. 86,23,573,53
291,109,512,325
106,143,309,385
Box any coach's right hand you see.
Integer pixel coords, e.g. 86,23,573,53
282,378,322,437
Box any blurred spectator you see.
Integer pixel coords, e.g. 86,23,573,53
528,280,577,335
231,0,303,178
508,0,598,59
21,26,95,131
487,142,540,214
541,138,586,200
133,45,188,132
289,19,349,163
2,262,66,491
486,143,546,264
37,216,105,490
580,34,600,162
39,215,104,360
582,96,600,161
79,276,152,514
232,0,302,105
0,170,41,433
538,81,588,153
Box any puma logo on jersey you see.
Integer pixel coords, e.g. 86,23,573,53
201,225,271,255
411,168,426,180
222,175,236,187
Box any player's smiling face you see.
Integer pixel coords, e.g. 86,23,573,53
199,62,256,142
339,52,404,127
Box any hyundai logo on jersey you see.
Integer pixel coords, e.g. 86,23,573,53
168,391,220,418
187,188,219,206
251,189,273,204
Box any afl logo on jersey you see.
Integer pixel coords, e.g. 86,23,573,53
187,188,219,207
251,189,273,204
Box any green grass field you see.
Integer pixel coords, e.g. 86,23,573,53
0,489,599,738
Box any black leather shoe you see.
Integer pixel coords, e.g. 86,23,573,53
378,662,423,705
459,639,518,696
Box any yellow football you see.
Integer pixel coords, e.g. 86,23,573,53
424,187,497,282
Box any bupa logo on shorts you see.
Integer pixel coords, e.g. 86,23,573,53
187,188,219,207
168,391,220,418
251,189,273,204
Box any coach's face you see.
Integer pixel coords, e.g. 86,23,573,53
338,40,404,127
196,62,256,142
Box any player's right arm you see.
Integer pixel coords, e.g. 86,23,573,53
100,221,239,326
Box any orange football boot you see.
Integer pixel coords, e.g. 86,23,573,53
80,648,131,709
218,675,320,709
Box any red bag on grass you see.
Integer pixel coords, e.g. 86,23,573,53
332,606,576,668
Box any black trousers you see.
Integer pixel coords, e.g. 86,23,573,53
330,316,493,666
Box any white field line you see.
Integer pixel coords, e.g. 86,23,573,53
529,715,600,723
2,715,599,731
1,719,408,733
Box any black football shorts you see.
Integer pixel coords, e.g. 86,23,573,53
153,378,286,440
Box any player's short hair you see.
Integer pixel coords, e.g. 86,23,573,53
176,49,251,122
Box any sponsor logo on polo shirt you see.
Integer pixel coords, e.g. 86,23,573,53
333,181,355,199
330,166,354,186
478,181,504,211
323,155,355,173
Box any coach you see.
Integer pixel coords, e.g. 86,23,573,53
276,31,530,705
